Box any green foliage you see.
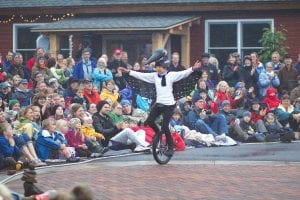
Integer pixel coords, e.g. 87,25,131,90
259,26,289,64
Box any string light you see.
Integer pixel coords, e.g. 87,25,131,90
0,13,75,24
0,15,15,24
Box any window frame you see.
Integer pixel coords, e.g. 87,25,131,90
205,19,274,56
13,23,45,53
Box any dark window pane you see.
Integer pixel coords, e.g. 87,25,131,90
17,27,39,49
60,35,69,49
106,37,151,65
242,23,270,47
210,23,237,47
209,49,237,71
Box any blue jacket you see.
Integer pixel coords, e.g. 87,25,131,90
35,130,60,161
186,109,199,130
92,68,113,92
73,59,96,80
12,89,34,107
258,72,280,97
0,135,21,158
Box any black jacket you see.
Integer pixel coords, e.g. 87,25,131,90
92,112,119,147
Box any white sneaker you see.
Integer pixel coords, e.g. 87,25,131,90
215,133,227,142
133,145,151,153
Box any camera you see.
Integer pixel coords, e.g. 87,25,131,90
199,108,212,115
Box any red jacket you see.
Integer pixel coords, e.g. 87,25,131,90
27,57,35,73
83,89,100,105
262,87,280,111
251,111,263,123
215,91,234,108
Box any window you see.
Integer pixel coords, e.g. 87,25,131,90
205,19,273,69
13,23,42,61
102,34,154,65
60,34,73,58
13,24,72,61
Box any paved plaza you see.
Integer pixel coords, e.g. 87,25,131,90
2,142,300,200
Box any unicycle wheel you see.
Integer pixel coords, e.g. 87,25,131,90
152,134,172,165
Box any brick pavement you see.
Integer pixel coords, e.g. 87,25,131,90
4,161,300,200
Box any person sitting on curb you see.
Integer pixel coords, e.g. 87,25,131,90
35,118,80,163
186,95,228,142
230,111,266,143
93,101,150,152
121,99,148,126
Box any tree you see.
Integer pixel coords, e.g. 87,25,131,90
259,26,289,64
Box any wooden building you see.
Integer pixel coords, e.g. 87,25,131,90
0,0,299,67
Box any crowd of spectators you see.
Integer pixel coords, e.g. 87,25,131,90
0,46,300,177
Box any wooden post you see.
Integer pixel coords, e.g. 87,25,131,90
49,34,60,57
181,25,190,67
152,32,163,53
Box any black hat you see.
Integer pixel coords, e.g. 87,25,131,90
96,100,109,112
202,52,210,58
284,54,292,59
68,77,79,85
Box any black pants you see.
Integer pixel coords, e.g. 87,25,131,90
144,103,176,147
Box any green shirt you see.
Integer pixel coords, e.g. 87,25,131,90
108,112,123,124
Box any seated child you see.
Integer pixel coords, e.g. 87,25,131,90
0,123,22,173
35,118,79,163
232,111,265,143
81,116,105,156
65,118,92,158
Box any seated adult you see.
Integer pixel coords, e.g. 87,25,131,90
83,79,100,105
100,80,119,104
11,79,34,107
276,94,300,132
186,95,228,141
121,99,148,126
92,101,149,152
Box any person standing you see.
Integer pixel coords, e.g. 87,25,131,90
169,52,185,72
73,49,96,81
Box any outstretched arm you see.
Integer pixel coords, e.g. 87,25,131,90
171,60,201,82
119,67,155,84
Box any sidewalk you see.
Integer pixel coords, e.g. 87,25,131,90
4,159,300,200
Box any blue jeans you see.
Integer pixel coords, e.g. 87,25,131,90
195,114,228,137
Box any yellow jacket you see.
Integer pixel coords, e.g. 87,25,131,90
100,88,119,103
81,126,105,140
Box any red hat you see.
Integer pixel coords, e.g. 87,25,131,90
114,49,122,55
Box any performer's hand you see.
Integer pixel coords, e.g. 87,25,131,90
118,67,130,73
192,60,201,70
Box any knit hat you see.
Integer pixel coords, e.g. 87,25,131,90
69,118,81,128
243,111,251,118
8,99,19,110
192,94,203,103
96,100,109,112
120,99,131,107
234,82,244,91
221,100,230,108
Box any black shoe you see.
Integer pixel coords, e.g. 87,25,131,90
164,148,174,157
101,147,109,155
66,157,80,163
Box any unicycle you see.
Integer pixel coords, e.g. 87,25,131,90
152,131,172,165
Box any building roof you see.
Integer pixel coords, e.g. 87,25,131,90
0,0,296,8
31,15,199,32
